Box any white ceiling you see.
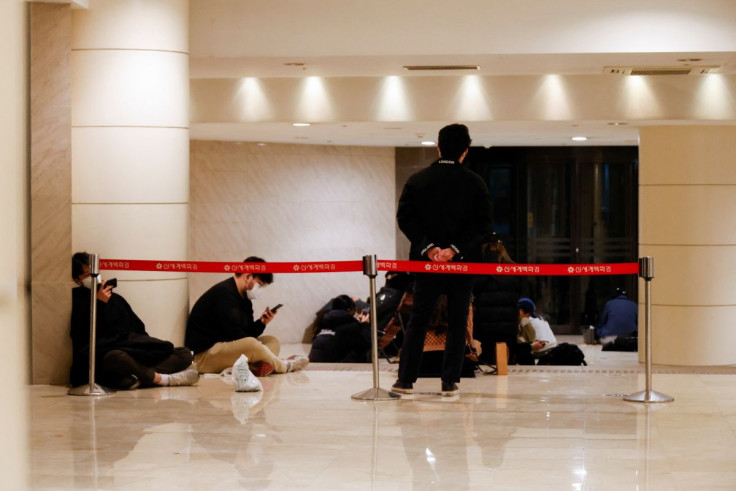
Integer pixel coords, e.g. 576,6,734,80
188,0,736,147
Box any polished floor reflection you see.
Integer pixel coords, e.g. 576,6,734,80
30,347,736,490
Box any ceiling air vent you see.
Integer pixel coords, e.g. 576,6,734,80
604,66,719,76
403,65,480,71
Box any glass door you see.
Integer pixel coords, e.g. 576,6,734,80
467,146,638,334
576,155,639,330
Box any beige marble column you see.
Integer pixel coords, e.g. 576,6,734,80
639,126,736,366
30,2,73,385
1,0,29,486
71,0,189,345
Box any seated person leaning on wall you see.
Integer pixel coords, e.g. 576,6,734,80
70,252,199,389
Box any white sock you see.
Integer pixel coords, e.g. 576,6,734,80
158,374,170,386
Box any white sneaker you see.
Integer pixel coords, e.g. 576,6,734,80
168,368,199,386
285,354,309,372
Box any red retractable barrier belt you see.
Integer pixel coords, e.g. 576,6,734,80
377,260,638,276
99,259,364,274
100,259,638,276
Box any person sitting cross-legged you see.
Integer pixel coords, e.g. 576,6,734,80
186,256,309,377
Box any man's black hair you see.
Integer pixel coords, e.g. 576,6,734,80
235,256,273,284
331,294,355,312
72,252,89,279
438,123,471,161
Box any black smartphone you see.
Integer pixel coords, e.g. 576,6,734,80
106,278,118,288
270,303,283,312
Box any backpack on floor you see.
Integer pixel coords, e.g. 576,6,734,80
536,343,587,366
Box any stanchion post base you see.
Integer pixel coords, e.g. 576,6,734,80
623,390,673,403
67,383,115,397
351,387,401,401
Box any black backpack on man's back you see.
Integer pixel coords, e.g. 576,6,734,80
536,342,587,366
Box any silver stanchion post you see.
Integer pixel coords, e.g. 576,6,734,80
68,253,114,397
624,256,673,403
351,255,400,401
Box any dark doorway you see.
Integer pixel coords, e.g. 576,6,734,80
465,146,638,334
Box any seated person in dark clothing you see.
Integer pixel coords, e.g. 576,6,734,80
70,252,198,389
309,295,371,363
186,256,309,377
372,271,413,331
472,235,522,365
356,271,413,356
596,288,637,343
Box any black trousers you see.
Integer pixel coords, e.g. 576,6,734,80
398,273,474,384
99,347,193,388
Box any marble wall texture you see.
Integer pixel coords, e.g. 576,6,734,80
30,3,72,385
189,141,396,343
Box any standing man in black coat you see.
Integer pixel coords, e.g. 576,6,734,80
392,124,494,397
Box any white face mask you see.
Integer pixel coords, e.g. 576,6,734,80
81,275,101,290
246,283,263,300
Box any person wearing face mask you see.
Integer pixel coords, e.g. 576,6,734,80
70,252,199,389
185,256,309,376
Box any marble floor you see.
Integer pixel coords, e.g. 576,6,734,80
29,341,736,490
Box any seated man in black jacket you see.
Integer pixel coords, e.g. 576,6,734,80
186,256,309,377
70,252,198,389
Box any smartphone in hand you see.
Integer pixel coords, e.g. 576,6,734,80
270,303,283,312
105,278,118,288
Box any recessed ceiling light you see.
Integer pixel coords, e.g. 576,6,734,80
256,142,266,146
292,122,310,127
421,141,436,146
571,136,587,141
607,122,628,126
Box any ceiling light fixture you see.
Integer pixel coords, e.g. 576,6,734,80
404,65,480,71
571,136,587,141
292,122,310,127
421,141,436,146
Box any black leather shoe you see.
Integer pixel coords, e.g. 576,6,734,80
116,374,140,390
441,381,458,397
391,380,413,394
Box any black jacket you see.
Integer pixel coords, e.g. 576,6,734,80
309,310,370,363
70,286,173,386
186,277,266,354
397,158,493,262
472,275,522,348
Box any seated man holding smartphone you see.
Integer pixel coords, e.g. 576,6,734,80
70,252,199,389
186,256,309,377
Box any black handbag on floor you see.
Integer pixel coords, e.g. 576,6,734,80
536,343,587,366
